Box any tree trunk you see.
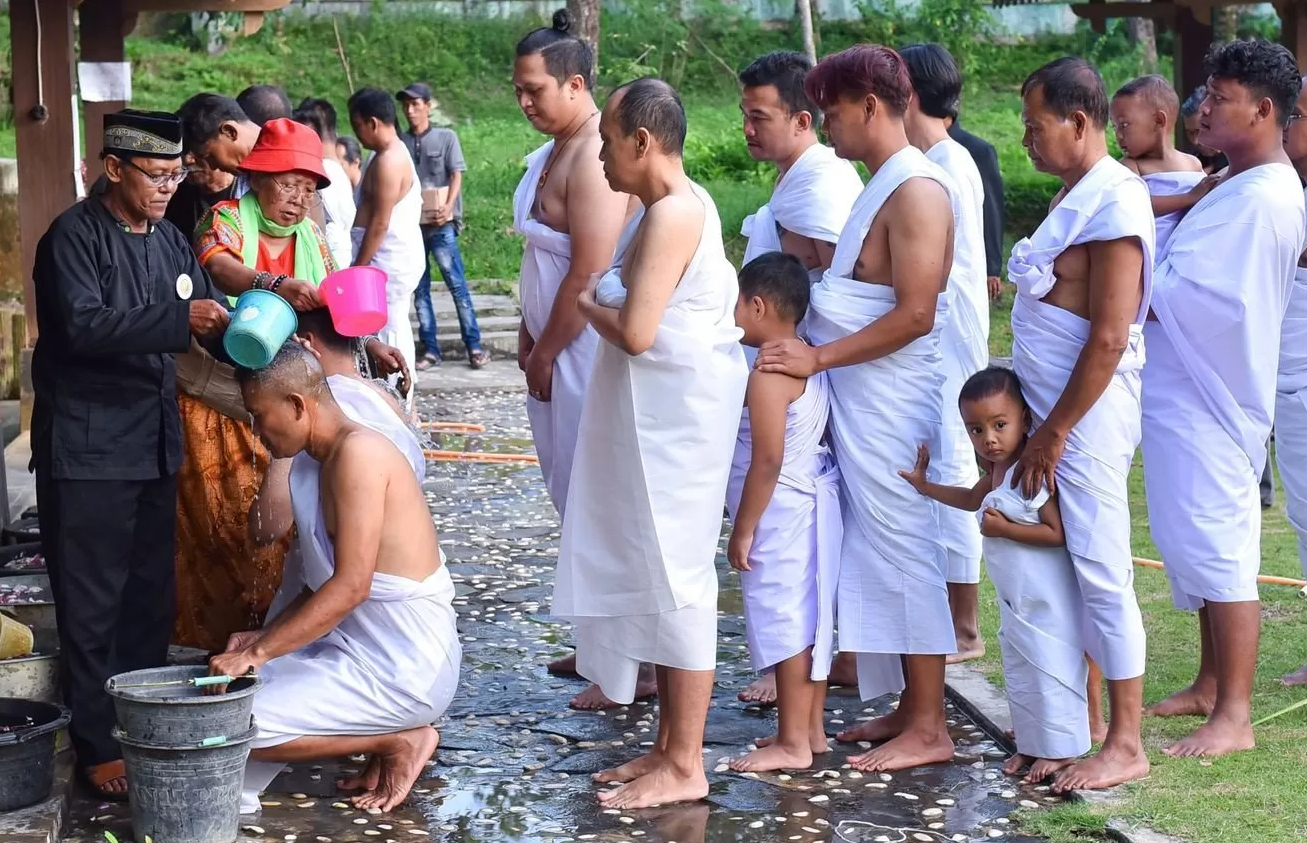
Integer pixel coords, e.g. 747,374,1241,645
1125,16,1159,71
796,0,817,65
1214,4,1239,41
567,0,601,70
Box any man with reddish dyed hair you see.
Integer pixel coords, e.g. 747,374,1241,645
756,44,960,773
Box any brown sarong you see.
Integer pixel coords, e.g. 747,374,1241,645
173,394,291,651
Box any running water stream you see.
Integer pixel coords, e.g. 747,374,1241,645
62,389,1055,843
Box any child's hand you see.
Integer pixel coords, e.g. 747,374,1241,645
727,529,753,572
979,507,1012,538
897,444,931,492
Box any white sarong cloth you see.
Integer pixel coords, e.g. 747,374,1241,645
322,158,358,269
982,466,1090,760
553,183,749,704
725,371,841,677
351,155,426,399
513,141,600,516
1141,170,1205,259
1008,155,1154,681
809,146,957,701
1144,164,1307,609
1278,258,1307,579
242,409,456,810
741,143,862,265
927,137,989,584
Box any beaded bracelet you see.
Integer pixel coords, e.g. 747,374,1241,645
270,275,287,294
251,271,271,291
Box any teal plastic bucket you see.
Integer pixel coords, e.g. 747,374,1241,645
223,289,298,369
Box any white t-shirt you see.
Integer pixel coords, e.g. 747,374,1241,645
321,158,357,269
926,137,989,346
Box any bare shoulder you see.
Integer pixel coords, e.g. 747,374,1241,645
747,368,806,405
329,427,398,475
1119,156,1142,175
888,176,951,216
640,191,703,239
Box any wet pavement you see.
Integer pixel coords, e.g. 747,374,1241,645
64,388,1056,843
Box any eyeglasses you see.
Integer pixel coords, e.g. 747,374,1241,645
1290,114,1307,124
128,160,190,187
271,178,322,208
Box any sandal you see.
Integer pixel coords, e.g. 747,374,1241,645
469,350,490,370
85,759,129,801
416,353,441,371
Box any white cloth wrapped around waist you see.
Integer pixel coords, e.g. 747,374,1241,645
981,466,1090,760
1142,170,1205,259
1279,264,1307,392
726,372,841,677
350,226,424,298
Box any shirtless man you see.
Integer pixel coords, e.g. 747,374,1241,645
556,77,748,807
510,12,650,711
349,88,426,387
756,45,958,772
1007,58,1152,789
734,49,863,706
213,342,460,813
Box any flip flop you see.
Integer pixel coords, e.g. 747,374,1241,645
469,350,490,370
84,759,129,801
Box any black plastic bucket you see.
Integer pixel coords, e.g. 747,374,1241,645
106,666,261,746
117,723,257,843
0,697,71,811
1,517,39,547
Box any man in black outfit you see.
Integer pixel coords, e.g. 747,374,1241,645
30,109,230,798
947,117,1006,299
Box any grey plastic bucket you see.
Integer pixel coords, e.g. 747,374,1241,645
106,665,260,745
0,698,71,811
116,722,256,843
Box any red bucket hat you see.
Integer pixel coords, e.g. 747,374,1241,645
239,117,331,189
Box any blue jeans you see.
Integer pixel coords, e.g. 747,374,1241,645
414,222,481,359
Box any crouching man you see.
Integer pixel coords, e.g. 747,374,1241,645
210,341,461,812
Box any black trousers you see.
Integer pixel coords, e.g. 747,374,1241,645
36,473,177,768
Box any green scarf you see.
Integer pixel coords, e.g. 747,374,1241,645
233,192,329,304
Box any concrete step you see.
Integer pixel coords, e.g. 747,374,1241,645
435,314,520,338
430,292,520,320
438,331,518,361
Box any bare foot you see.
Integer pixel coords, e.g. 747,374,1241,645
1002,752,1032,777
848,727,954,772
946,637,985,665
337,755,382,792
594,750,662,784
1025,757,1076,784
756,729,829,755
836,708,906,744
1162,718,1255,759
597,760,710,809
1144,683,1216,719
738,674,778,706
351,727,440,812
1052,743,1149,792
1281,663,1307,687
570,673,658,711
828,652,858,687
729,741,813,772
548,653,580,677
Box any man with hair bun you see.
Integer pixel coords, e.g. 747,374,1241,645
555,76,748,807
512,10,646,712
756,44,960,773
1143,39,1307,759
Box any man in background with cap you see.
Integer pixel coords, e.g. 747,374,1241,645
397,82,487,370
30,109,231,798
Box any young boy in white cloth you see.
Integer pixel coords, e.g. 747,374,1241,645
901,366,1090,785
900,42,990,664
756,45,958,773
726,252,841,773
1109,75,1209,256
1007,57,1153,791
556,77,748,809
1276,77,1307,689
1142,41,1307,757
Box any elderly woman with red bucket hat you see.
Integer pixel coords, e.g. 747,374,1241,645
175,118,409,652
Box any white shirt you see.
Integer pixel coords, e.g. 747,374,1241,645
321,158,357,269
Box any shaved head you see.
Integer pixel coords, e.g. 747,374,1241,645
1115,74,1181,123
237,340,330,398
238,341,336,458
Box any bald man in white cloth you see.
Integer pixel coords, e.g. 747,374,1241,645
735,49,862,706
1142,41,1307,756
757,45,958,773
554,78,748,808
1277,78,1307,689
1005,58,1153,792
510,15,649,711
900,42,991,663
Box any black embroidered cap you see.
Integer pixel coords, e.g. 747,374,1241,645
103,109,184,159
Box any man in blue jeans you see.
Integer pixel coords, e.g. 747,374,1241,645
397,83,488,369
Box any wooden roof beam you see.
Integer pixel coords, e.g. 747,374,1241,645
1072,1,1178,33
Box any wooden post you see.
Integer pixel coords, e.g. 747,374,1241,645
11,0,79,345
80,0,131,185
1280,2,1307,69
1173,6,1212,127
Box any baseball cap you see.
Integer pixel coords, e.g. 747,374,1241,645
396,82,434,102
